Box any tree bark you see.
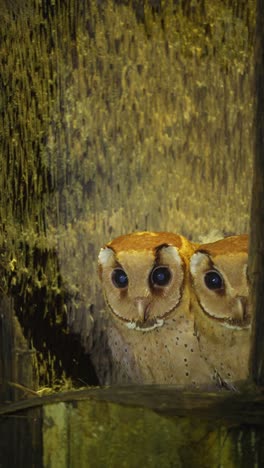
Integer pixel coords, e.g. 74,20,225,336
249,0,264,385
0,0,256,390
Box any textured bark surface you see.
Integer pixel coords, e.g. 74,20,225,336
0,0,255,388
249,0,264,385
0,295,38,402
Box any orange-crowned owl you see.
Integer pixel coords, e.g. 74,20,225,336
98,231,214,387
190,234,251,387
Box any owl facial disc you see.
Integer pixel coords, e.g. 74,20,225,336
190,236,250,329
98,232,190,332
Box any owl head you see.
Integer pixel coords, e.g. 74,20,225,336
98,231,194,331
190,234,250,329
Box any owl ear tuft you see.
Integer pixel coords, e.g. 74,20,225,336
157,245,182,265
190,252,209,275
98,246,116,267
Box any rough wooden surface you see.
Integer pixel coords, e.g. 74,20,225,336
42,397,261,468
0,406,42,468
249,0,264,386
0,296,37,402
1,385,264,422
1,387,264,467
0,297,14,402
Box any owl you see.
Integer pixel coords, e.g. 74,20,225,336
189,234,251,387
98,231,215,387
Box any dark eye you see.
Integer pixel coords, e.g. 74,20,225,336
204,270,224,290
111,269,128,288
150,266,171,287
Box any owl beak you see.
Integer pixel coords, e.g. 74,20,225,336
134,297,151,322
234,295,248,322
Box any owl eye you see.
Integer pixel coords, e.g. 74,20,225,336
150,266,172,287
111,268,128,288
204,270,224,290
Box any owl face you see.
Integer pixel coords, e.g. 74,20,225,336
190,234,250,329
98,231,193,331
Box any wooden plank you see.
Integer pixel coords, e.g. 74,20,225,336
0,407,42,468
0,387,263,467
1,386,264,425
0,297,15,402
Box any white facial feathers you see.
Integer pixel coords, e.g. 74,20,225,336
190,251,209,273
157,245,182,265
98,246,116,268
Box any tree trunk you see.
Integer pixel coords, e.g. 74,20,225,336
249,0,264,385
0,0,255,391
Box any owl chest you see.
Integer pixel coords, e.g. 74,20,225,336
108,318,217,388
195,313,251,383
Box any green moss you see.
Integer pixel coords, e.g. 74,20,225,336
43,398,247,468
